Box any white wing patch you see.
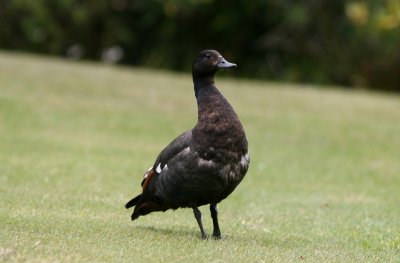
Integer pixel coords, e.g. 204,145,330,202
156,163,162,173
155,163,168,174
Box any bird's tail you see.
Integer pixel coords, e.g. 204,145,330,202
125,194,141,209
131,200,164,221
126,195,163,221
125,170,165,221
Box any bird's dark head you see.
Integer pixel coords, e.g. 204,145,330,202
192,50,237,78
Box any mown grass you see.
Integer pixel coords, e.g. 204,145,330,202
0,51,399,262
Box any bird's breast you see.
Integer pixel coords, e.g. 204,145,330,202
194,149,250,186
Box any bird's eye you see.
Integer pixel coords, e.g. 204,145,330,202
205,54,211,59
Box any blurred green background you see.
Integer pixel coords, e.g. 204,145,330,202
1,0,399,91
1,2,400,261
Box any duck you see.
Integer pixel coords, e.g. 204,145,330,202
125,50,249,239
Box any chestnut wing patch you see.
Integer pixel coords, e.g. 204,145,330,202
141,169,157,193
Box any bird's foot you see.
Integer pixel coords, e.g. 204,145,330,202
200,233,208,240
212,233,221,240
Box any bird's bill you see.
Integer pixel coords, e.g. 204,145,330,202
216,56,237,69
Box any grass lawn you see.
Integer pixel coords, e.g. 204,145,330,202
0,51,399,262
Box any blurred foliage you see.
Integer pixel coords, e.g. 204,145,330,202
0,0,399,91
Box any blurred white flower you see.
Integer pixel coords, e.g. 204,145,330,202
66,44,84,60
101,46,124,64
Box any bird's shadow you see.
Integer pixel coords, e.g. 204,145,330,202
127,224,226,241
135,225,197,236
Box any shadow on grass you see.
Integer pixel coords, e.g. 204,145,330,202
128,224,250,241
128,224,198,239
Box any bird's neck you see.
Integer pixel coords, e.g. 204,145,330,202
193,73,215,99
194,79,240,130
192,79,247,161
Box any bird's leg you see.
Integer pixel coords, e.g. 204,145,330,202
210,204,221,239
193,207,207,239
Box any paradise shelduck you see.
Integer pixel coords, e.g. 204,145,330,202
125,50,249,239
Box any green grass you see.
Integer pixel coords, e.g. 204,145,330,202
1,51,400,262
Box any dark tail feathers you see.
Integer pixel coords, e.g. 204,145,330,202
125,194,141,209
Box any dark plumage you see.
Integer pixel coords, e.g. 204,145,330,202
125,50,249,239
